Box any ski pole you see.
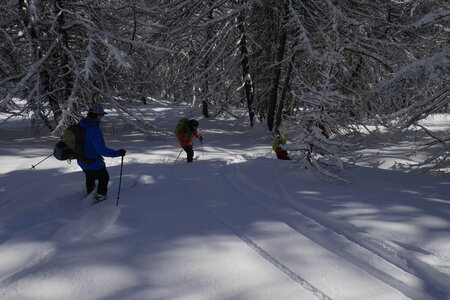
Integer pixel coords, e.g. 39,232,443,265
174,148,183,164
200,139,204,159
116,155,124,207
30,153,53,170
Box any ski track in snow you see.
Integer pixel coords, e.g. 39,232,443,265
210,160,443,300
267,168,450,299
209,207,331,300
203,156,327,299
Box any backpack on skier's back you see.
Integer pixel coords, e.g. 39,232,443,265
174,118,189,137
53,124,86,161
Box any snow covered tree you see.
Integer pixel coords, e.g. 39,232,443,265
365,0,450,173
1,0,447,174
261,0,449,176
152,0,259,125
0,0,166,134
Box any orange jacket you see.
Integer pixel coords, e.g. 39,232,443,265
177,130,200,147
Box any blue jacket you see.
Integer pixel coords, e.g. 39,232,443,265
77,118,120,170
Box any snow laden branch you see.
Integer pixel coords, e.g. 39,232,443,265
0,39,58,111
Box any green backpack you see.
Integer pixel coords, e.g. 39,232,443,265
53,124,99,164
54,124,85,161
174,118,189,138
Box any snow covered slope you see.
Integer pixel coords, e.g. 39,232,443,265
0,104,449,299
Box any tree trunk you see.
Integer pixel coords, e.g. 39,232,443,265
267,1,289,132
201,10,214,119
55,0,72,119
275,53,295,131
202,100,209,118
237,14,255,127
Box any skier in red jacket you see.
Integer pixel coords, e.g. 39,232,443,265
176,119,203,162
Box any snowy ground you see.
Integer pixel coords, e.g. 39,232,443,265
0,104,449,300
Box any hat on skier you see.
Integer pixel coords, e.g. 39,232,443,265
89,103,108,115
188,119,199,127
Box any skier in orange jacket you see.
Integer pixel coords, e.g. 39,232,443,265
175,119,203,162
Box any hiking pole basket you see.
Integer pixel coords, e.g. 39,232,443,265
116,155,124,207
30,153,53,170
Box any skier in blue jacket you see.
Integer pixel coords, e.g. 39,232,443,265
78,104,126,203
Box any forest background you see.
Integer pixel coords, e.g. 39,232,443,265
0,0,449,176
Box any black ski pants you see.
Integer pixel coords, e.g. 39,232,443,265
83,167,110,196
182,145,194,162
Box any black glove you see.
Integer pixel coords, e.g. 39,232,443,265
198,135,204,143
119,149,126,157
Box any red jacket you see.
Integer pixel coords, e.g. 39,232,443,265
177,130,200,147
319,124,330,139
